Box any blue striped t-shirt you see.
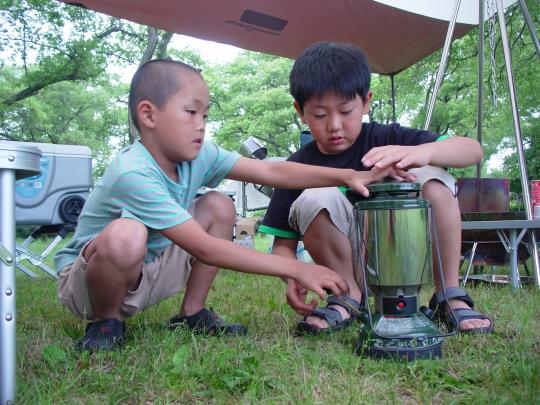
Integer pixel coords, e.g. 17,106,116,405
54,140,240,271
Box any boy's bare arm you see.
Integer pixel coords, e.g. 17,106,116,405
227,157,414,197
272,237,320,316
362,136,483,170
160,218,349,299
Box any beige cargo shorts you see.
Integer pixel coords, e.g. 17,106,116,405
57,241,193,320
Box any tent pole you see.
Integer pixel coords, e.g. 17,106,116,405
390,74,396,123
517,0,540,60
495,0,540,288
476,0,485,178
423,0,461,130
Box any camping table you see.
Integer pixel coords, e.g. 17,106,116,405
461,219,540,291
0,143,41,404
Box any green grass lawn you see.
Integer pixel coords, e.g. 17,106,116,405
14,235,540,404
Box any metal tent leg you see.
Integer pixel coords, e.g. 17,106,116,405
495,0,540,288
423,0,461,130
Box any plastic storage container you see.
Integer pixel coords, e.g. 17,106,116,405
1,142,92,225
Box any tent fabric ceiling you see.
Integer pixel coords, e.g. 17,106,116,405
62,0,517,75
61,0,472,75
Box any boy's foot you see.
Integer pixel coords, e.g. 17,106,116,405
74,319,126,352
168,308,247,336
429,287,493,334
297,295,362,335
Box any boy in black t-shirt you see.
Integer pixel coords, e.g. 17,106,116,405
260,41,493,335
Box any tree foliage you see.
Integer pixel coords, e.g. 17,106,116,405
205,52,296,157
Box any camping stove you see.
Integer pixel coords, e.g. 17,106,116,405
346,182,451,360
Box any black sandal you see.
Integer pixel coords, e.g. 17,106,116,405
297,295,362,335
429,287,494,335
168,308,247,336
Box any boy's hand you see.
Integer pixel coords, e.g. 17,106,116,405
289,262,349,313
361,144,433,171
348,166,416,197
286,279,318,316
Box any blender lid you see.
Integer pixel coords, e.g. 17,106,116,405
346,182,430,209
367,182,421,194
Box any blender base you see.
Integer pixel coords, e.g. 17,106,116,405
355,340,442,360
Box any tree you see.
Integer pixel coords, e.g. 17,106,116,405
205,52,296,158
0,0,148,173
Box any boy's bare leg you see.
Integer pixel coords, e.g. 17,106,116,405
85,218,148,321
422,180,491,331
179,191,236,316
301,210,361,328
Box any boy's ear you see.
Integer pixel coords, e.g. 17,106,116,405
137,100,157,129
293,101,306,123
363,91,373,114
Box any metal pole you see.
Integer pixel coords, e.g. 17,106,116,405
424,0,462,130
517,0,540,60
476,0,485,178
241,181,247,217
0,169,16,404
495,0,540,287
390,74,396,123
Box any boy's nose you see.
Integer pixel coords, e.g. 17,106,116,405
196,117,206,131
327,114,342,132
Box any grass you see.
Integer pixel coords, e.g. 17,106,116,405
14,234,540,404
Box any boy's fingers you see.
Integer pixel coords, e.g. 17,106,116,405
322,281,346,298
286,293,316,314
291,300,316,314
356,184,369,197
336,277,349,294
313,286,327,301
403,171,416,181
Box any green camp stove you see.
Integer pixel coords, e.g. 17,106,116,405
347,182,452,360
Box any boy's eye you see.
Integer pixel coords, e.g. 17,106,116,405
313,114,326,119
340,110,353,115
186,110,197,115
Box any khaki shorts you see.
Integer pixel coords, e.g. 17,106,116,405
57,241,193,320
288,166,456,266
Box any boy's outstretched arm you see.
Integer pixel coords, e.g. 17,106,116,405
273,237,320,316
160,218,349,300
227,157,414,198
362,137,483,171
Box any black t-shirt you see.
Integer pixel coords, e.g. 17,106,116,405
260,121,440,238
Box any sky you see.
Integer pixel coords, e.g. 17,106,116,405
118,34,242,83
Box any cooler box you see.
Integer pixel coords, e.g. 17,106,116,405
9,142,92,225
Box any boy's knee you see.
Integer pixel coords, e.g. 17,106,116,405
96,219,147,265
422,180,460,219
291,187,352,237
196,191,236,225
422,180,456,203
295,187,341,214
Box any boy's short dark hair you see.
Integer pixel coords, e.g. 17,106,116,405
290,41,371,112
129,59,201,131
